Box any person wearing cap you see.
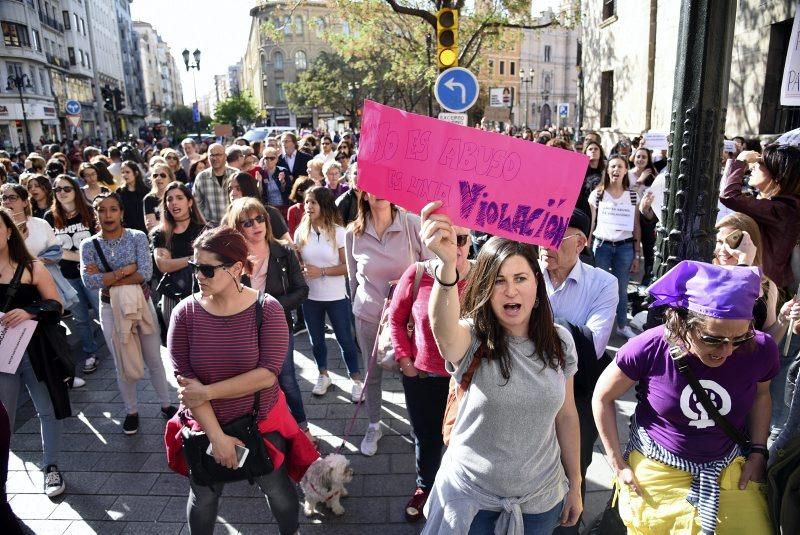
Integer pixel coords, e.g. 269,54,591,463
593,261,778,534
540,209,618,535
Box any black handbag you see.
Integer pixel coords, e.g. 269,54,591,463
156,267,194,301
180,392,273,486
180,292,274,486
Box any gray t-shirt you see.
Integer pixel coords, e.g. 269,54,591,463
444,323,578,513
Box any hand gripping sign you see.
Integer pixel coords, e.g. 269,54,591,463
357,101,589,248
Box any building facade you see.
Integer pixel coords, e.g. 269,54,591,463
115,0,146,135
85,0,125,140
580,0,797,147
244,0,336,128
133,21,182,126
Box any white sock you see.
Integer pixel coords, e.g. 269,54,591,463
368,422,380,430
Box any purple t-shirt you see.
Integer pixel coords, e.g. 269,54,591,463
616,325,779,464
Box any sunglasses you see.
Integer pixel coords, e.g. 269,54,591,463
152,173,169,178
240,214,266,228
187,260,231,278
697,330,755,347
1,195,20,202
166,155,179,160
456,234,469,247
264,156,277,161
322,142,331,146
54,186,74,193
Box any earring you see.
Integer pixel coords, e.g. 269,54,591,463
534,298,539,308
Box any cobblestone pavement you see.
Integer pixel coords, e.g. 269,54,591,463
7,318,633,534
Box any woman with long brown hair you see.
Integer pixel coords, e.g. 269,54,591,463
26,174,53,219
79,162,111,202
144,163,173,232
345,191,429,456
419,201,581,533
117,160,149,234
44,174,101,374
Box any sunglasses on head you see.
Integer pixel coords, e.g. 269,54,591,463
456,234,469,247
1,194,20,202
697,330,755,347
54,186,74,193
152,173,169,178
187,260,232,278
241,214,266,228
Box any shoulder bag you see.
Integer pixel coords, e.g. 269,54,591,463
180,291,274,486
442,345,483,446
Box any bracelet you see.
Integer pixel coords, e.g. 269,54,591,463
434,265,459,287
748,444,769,460
322,267,327,277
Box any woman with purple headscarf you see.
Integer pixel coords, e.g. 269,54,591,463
592,261,778,534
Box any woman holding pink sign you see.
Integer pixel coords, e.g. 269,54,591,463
588,155,642,339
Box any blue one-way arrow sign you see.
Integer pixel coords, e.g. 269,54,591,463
434,67,479,113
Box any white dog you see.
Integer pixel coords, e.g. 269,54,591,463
300,453,353,516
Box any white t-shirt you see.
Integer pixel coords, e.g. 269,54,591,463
588,189,639,242
295,224,347,301
24,216,59,257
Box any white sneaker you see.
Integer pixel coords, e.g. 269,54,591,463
351,381,363,403
72,377,86,388
360,423,383,456
312,374,332,396
617,325,639,339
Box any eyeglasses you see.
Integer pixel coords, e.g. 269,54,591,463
152,173,169,178
54,186,74,194
561,234,581,243
264,156,277,161
697,330,755,347
1,195,20,202
456,234,469,247
187,260,231,278
240,214,266,228
166,155,179,160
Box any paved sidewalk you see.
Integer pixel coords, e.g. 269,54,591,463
7,320,631,534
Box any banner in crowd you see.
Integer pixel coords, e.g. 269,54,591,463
357,100,589,248
781,2,800,106
0,312,37,374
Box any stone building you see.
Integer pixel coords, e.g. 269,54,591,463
86,0,125,140
580,0,798,147
133,21,182,125
243,0,337,128
114,0,146,135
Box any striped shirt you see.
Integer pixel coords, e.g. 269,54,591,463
168,295,289,425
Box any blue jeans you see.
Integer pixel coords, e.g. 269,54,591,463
302,298,360,377
469,499,564,535
0,353,62,467
66,277,100,357
593,240,635,328
278,335,307,429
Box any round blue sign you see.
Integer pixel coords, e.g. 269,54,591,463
434,68,479,113
65,100,81,115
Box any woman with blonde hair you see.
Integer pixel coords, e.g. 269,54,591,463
306,159,324,186
160,148,188,183
713,212,794,343
144,163,173,232
221,197,311,437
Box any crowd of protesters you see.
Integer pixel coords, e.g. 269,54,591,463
1,123,800,535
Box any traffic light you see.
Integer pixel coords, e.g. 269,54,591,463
436,8,458,71
102,86,114,112
113,88,125,112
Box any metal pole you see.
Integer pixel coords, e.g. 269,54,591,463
652,0,737,278
524,80,530,127
191,68,200,142
426,33,434,117
15,80,33,152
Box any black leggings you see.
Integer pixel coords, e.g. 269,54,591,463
186,431,299,535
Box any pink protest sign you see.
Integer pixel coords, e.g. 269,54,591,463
357,101,589,248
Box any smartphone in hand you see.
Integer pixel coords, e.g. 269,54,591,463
724,229,743,249
206,443,250,468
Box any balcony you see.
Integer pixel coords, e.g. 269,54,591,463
38,11,64,32
45,53,70,69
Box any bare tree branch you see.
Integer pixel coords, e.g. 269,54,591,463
383,0,437,27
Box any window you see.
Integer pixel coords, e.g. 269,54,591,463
273,51,284,71
85,52,90,69
315,17,325,38
73,13,79,30
39,68,47,95
603,0,616,20
62,10,70,29
295,16,303,35
79,49,84,66
6,63,25,91
32,29,41,52
276,82,285,103
68,46,75,65
600,70,614,128
544,45,551,63
284,16,292,36
294,50,307,71
499,61,505,75
261,53,267,73
510,62,515,76
80,18,85,35
544,73,552,92
2,22,31,48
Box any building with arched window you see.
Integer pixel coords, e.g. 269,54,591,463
243,0,338,128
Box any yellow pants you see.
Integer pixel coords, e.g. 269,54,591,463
617,450,772,534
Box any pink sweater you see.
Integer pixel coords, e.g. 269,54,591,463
388,262,469,376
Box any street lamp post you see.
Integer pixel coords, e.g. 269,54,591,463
7,74,34,153
519,69,534,127
182,48,201,142
575,65,584,142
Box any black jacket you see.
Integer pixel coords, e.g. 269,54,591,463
259,241,308,326
556,319,611,399
278,151,312,179
258,165,292,206
335,188,359,226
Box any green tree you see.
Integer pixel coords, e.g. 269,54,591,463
166,105,210,139
213,92,259,132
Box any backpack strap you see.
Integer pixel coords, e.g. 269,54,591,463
92,238,113,273
458,344,484,391
2,262,27,313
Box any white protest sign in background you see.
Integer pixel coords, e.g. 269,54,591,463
642,131,669,151
597,201,636,232
781,2,800,106
0,312,37,374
